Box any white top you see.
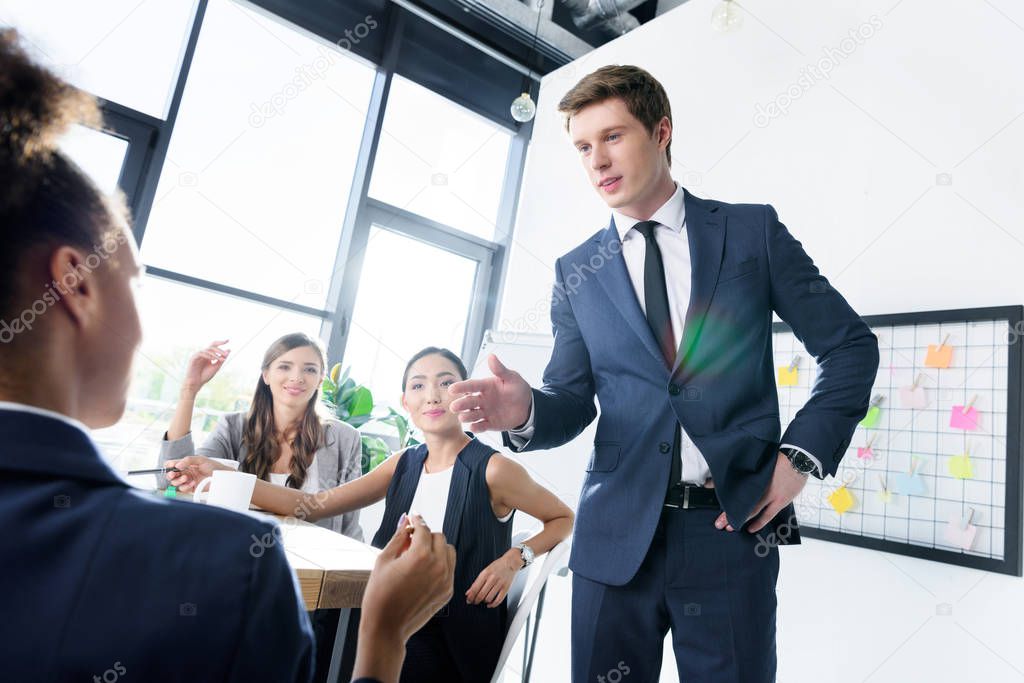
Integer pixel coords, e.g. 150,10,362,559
508,183,823,481
269,455,322,493
408,463,513,530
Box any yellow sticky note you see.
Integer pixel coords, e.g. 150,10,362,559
925,344,953,368
829,486,855,514
859,405,881,428
948,454,974,479
878,489,893,504
777,366,798,386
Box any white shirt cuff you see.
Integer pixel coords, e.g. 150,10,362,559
507,396,536,448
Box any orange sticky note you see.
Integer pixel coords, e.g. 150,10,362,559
828,486,855,514
777,366,798,386
925,344,953,368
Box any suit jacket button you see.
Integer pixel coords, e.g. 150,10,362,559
669,383,681,396
659,442,671,453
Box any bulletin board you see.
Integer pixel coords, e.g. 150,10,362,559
774,306,1023,576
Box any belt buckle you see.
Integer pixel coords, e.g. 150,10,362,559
682,486,691,509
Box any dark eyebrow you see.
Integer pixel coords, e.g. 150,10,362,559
408,371,456,380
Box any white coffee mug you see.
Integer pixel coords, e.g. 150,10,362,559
193,470,257,513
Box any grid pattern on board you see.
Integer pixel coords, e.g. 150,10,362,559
775,319,1009,562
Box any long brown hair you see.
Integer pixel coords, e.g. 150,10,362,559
240,333,326,489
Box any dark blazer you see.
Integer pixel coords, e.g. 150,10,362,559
0,406,315,682
503,188,879,586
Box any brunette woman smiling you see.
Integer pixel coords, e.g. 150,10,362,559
159,333,363,539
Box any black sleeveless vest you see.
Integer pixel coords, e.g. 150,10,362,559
371,436,514,680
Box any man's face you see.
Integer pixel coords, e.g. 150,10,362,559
568,97,670,216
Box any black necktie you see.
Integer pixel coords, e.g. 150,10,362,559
634,221,683,488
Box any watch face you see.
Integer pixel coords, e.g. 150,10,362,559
787,450,815,473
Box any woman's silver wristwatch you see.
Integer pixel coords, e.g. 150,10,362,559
515,542,535,569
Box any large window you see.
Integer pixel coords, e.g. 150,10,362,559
139,0,375,310
0,0,196,118
14,0,529,471
344,225,480,410
369,75,513,241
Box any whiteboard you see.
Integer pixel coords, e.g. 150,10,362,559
777,306,1023,576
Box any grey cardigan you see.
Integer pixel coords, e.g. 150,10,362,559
159,412,363,541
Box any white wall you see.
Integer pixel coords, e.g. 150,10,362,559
497,0,1024,680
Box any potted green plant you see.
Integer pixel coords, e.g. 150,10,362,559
320,363,420,474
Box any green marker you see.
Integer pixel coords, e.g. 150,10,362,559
165,485,177,498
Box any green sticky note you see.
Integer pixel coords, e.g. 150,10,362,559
860,405,881,428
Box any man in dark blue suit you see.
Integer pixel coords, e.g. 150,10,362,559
450,65,878,682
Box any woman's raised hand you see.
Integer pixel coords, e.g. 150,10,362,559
182,340,230,396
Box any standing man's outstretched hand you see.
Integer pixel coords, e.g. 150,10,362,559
448,354,532,433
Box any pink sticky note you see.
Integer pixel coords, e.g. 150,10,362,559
857,446,874,461
899,386,927,409
943,515,978,550
949,406,980,431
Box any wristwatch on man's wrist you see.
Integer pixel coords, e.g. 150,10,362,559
781,447,817,476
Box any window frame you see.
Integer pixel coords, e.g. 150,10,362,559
63,0,533,375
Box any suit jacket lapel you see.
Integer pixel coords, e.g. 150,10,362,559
593,219,667,368
673,188,726,378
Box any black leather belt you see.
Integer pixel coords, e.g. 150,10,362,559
664,482,721,509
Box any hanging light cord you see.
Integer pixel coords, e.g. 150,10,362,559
526,0,544,83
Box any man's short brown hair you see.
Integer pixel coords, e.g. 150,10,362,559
557,64,673,165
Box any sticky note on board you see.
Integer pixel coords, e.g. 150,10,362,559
860,406,881,428
877,488,893,504
777,366,798,386
949,406,980,431
856,446,874,461
925,344,953,368
894,471,926,496
828,486,855,514
899,386,928,409
948,454,974,479
943,516,978,550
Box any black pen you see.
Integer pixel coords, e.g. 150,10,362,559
126,467,182,476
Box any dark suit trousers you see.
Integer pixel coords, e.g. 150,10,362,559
571,507,780,683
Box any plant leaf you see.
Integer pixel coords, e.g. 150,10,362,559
350,386,373,416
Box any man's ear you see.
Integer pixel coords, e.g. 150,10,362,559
49,246,98,330
657,116,672,149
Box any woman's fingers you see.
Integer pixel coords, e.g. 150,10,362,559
487,587,507,608
465,574,486,603
482,581,502,606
